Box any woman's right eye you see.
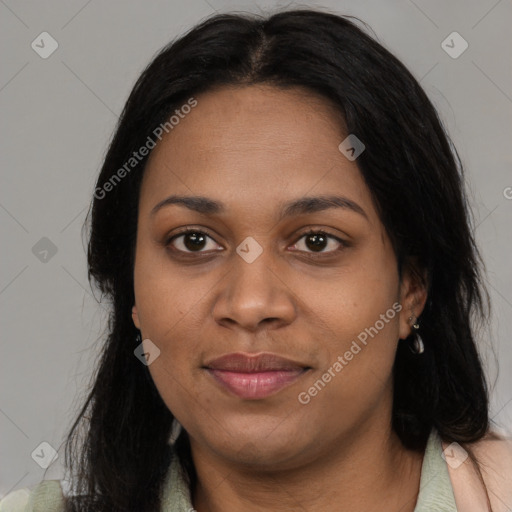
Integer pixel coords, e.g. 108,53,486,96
167,229,222,254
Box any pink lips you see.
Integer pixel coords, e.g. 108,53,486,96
204,353,309,400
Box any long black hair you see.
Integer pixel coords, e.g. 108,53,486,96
63,8,494,511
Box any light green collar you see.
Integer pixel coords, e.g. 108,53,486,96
161,455,194,511
413,428,457,511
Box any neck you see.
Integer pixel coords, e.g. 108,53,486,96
189,420,425,512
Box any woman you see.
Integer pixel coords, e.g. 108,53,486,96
2,8,511,512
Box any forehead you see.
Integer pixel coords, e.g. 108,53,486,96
139,85,373,222
149,84,347,157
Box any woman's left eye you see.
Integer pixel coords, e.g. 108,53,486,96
290,231,345,254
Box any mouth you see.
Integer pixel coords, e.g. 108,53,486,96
203,352,311,400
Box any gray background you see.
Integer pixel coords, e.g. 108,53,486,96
1,0,511,497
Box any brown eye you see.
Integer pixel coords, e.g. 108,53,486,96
182,232,207,251
305,232,328,252
291,230,345,255
167,230,220,253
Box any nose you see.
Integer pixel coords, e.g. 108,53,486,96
212,250,297,333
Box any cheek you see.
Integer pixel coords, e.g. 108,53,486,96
140,296,210,423
302,253,400,345
297,256,400,404
133,240,211,338
311,288,400,394
133,256,213,413
296,290,400,439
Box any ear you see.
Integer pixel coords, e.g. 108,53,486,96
398,259,428,340
132,305,141,330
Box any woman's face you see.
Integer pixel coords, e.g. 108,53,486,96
132,85,424,469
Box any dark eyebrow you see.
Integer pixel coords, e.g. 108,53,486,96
280,195,368,220
150,195,223,217
150,194,368,220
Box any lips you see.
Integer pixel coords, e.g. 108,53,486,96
204,353,310,400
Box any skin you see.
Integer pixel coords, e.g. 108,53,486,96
132,84,428,512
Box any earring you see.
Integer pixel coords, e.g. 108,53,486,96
169,418,183,444
408,315,425,354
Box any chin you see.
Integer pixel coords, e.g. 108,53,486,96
200,420,316,469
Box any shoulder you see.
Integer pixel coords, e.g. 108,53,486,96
471,430,512,506
0,480,65,512
442,429,512,512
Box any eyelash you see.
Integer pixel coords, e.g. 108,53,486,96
165,227,347,259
